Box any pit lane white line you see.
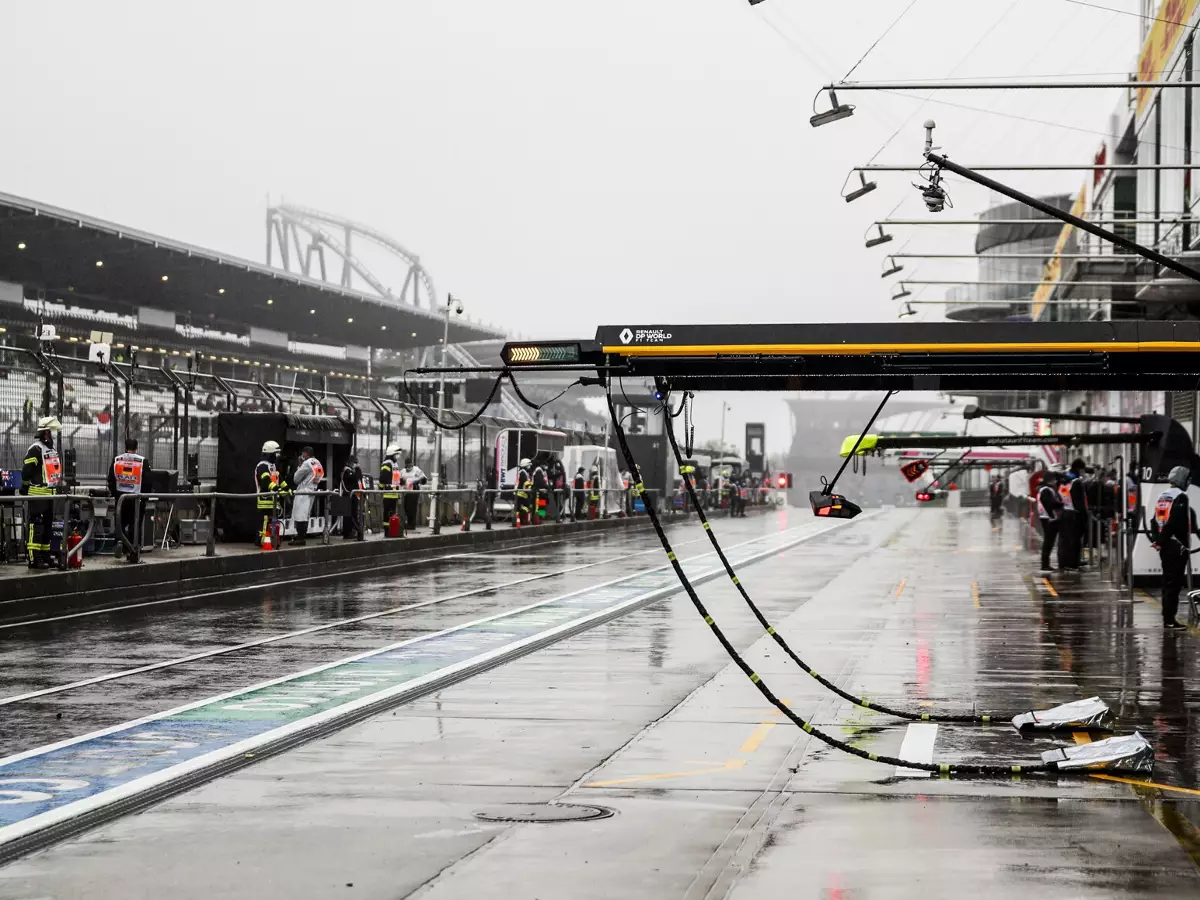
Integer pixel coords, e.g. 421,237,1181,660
0,536,710,708
894,723,938,778
0,518,864,853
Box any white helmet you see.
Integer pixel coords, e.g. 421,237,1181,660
385,443,402,458
262,440,281,454
36,416,61,432
520,457,531,468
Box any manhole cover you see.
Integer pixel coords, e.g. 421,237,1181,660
473,803,615,823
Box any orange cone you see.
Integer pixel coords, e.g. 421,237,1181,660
260,528,273,551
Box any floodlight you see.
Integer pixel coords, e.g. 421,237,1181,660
865,225,893,248
881,258,904,278
891,284,912,301
810,89,855,127
844,171,878,203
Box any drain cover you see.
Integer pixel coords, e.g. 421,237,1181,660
473,803,615,823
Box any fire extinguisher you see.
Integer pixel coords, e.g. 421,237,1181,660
66,527,84,569
388,514,401,538
270,520,282,550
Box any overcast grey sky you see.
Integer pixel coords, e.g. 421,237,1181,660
0,0,1143,453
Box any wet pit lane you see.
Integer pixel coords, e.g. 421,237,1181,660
1,508,1198,898
0,522,738,758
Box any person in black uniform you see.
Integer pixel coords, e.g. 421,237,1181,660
988,474,1006,517
1150,465,1199,631
572,467,586,521
21,416,63,569
732,473,747,517
1066,458,1089,567
339,455,364,541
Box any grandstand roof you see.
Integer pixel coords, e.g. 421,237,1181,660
0,190,504,352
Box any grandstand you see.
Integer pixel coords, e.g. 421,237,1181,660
0,190,613,488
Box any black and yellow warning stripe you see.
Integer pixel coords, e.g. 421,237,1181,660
602,339,1200,357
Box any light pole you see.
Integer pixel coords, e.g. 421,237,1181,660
719,401,732,456
429,293,464,531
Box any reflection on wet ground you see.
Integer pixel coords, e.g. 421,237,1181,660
0,508,1197,898
0,516,771,757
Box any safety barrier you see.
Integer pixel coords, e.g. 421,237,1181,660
104,485,668,563
0,480,677,572
111,486,497,562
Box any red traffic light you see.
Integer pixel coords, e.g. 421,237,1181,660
915,491,933,502
777,474,787,488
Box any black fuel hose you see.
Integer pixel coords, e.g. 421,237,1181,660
660,387,994,725
605,388,1050,777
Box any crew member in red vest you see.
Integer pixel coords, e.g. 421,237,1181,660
290,446,324,547
108,437,146,561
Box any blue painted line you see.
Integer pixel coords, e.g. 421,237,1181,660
0,518,859,849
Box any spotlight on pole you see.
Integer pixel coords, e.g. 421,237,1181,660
881,257,904,278
898,302,917,318
865,225,893,248
843,171,878,203
891,284,912,301
810,89,855,127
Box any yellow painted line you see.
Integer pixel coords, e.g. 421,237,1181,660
895,577,907,597
601,340,1200,358
971,581,981,609
1072,731,1200,797
1091,773,1200,798
739,722,777,755
584,759,745,787
1042,577,1059,598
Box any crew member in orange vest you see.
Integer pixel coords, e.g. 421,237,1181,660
108,437,146,561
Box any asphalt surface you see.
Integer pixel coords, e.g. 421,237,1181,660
1,507,1198,898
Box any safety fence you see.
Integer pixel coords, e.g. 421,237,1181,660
0,351,608,486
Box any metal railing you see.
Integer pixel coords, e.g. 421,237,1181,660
0,355,611,484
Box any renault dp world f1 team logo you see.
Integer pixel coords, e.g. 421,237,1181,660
619,327,672,345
